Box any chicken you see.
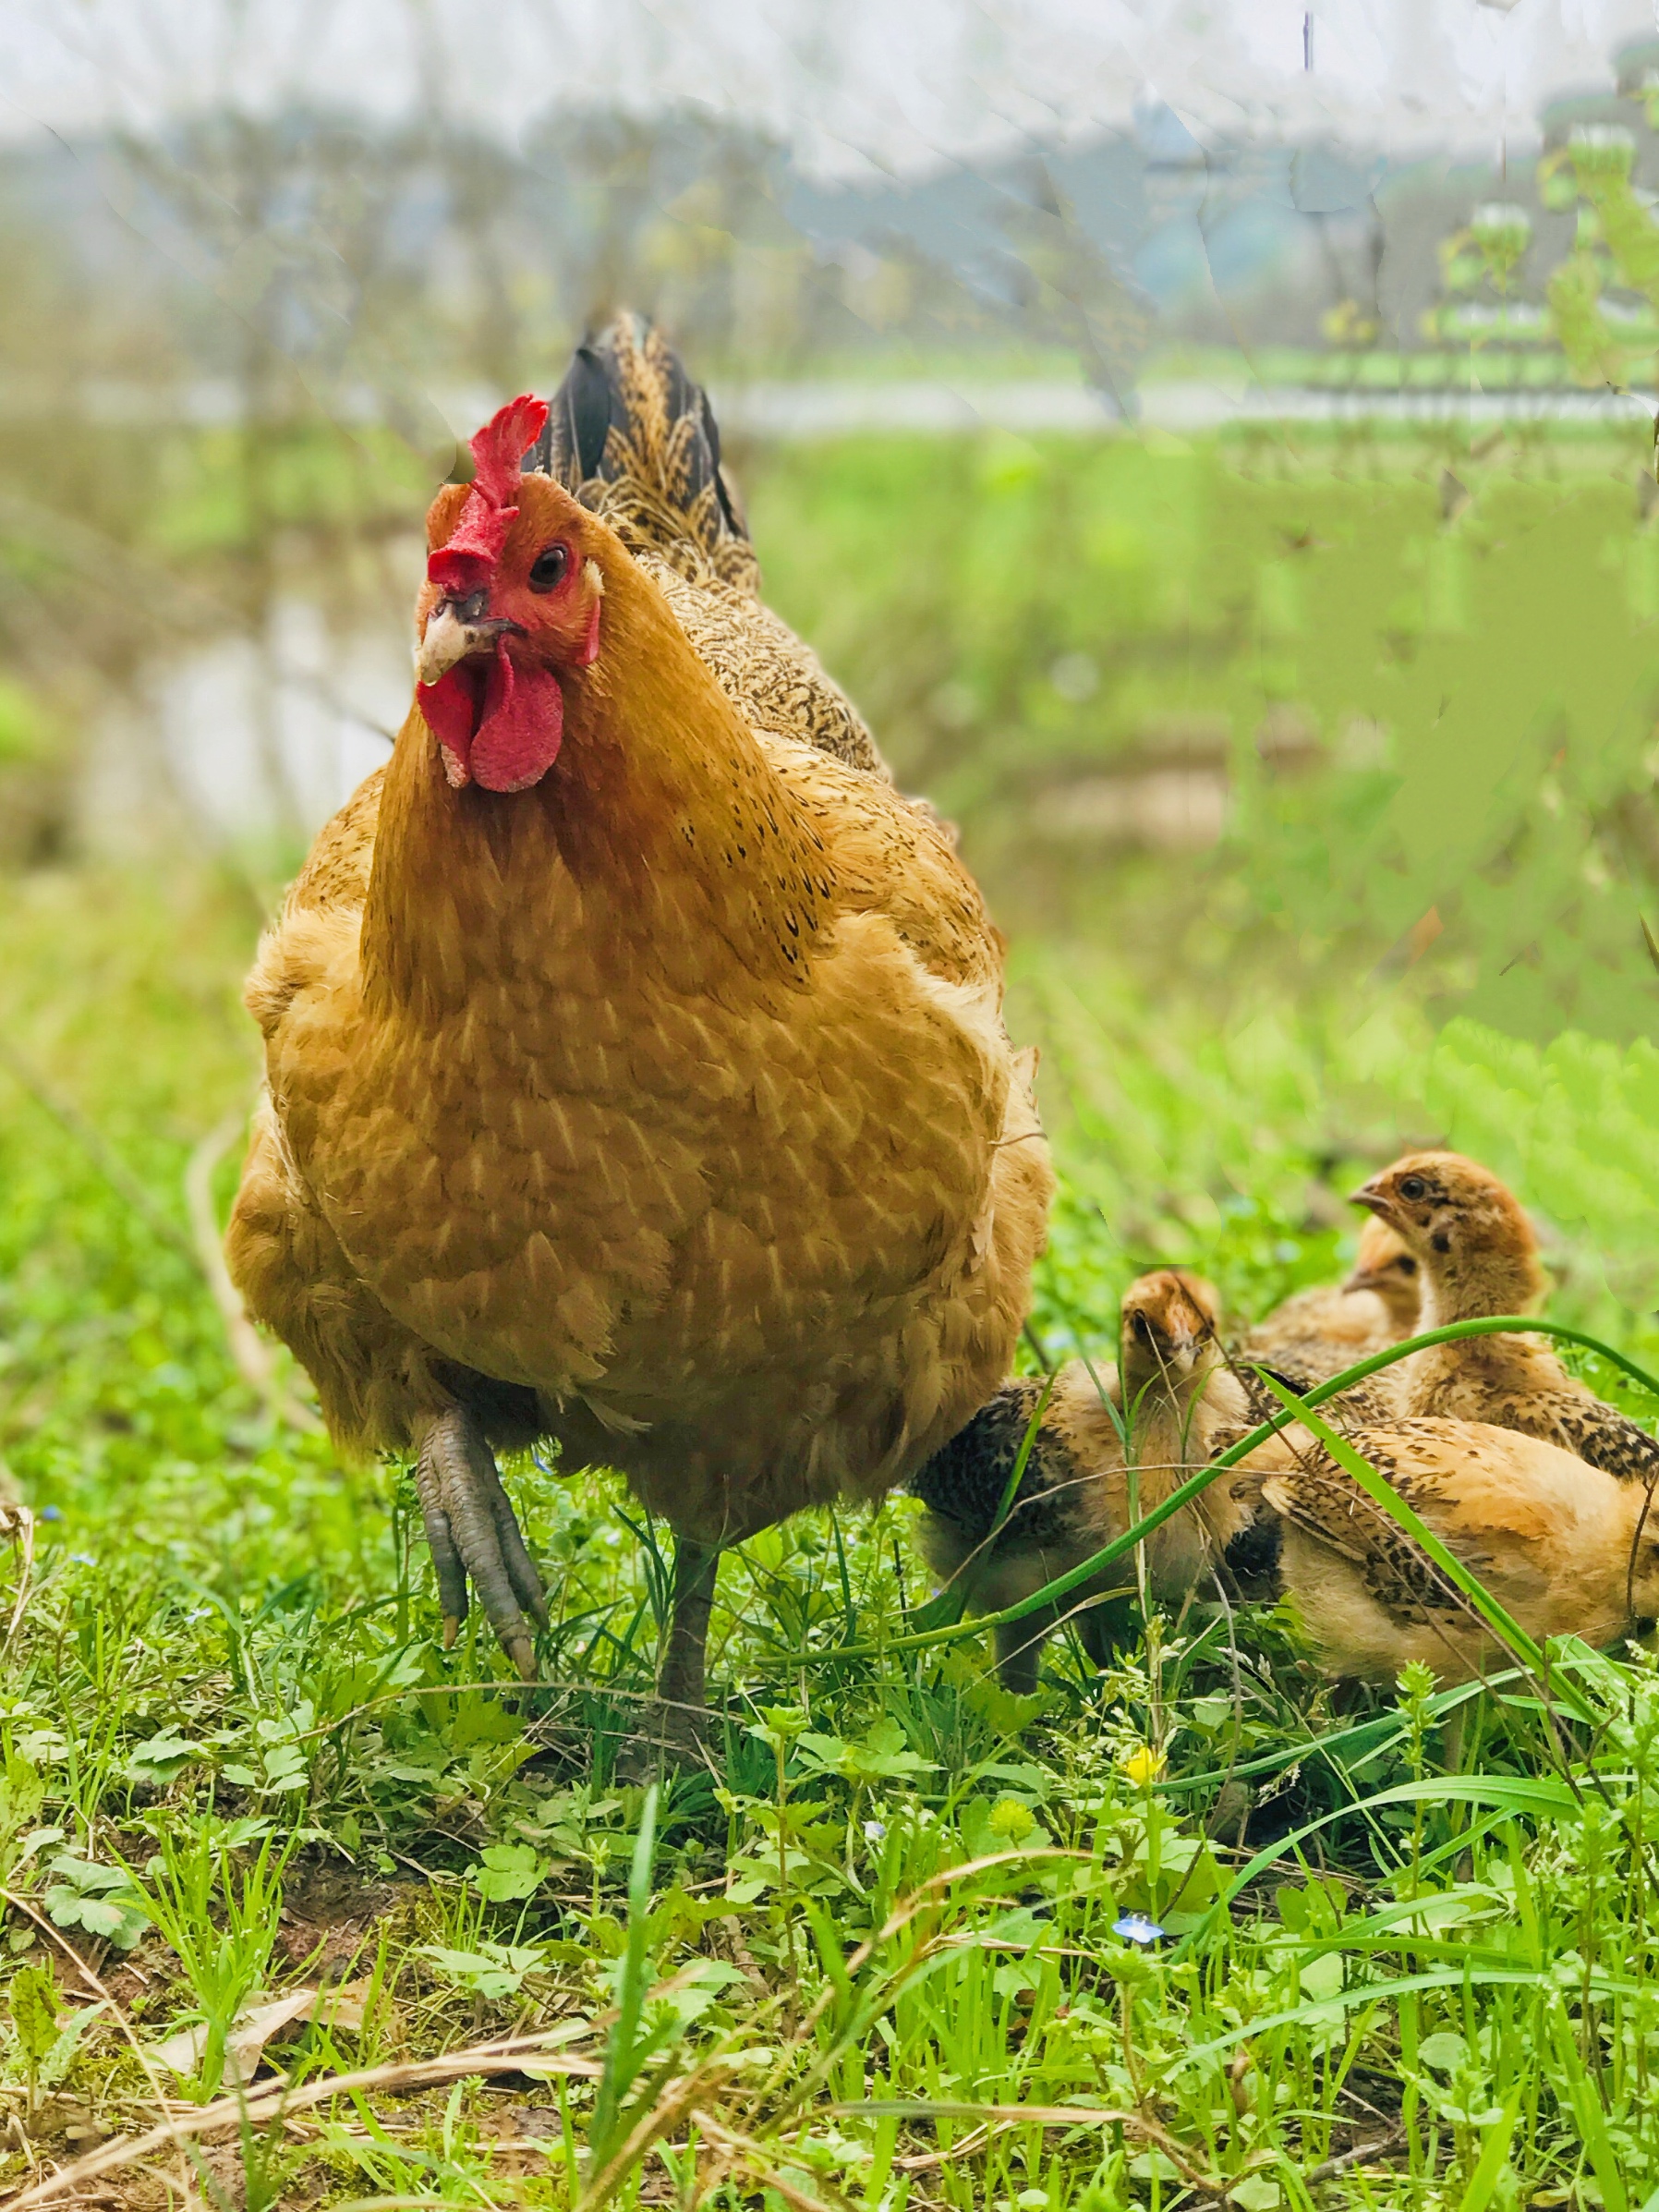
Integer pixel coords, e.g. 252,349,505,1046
1350,1152,1659,1488
913,1270,1253,1691
917,1256,1658,1699
226,334,1053,1760
1240,1416,1659,1688
1235,1215,1421,1393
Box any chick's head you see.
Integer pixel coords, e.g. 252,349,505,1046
1120,1268,1223,1405
1349,1150,1545,1313
413,395,612,794
1343,1215,1423,1333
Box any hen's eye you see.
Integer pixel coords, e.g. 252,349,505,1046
1399,1175,1428,1202
529,543,570,593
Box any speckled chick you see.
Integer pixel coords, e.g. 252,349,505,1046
1235,1215,1422,1393
226,370,1052,1754
912,1270,1253,1691
1236,1416,1659,1686
1351,1152,1659,1488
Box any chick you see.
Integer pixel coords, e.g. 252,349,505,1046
1351,1152,1659,1487
1238,1416,1659,1687
1236,1215,1422,1393
912,1270,1253,1691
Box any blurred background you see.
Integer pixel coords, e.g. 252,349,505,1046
8,0,1659,1375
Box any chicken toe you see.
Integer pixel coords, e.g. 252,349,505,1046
415,1404,549,1680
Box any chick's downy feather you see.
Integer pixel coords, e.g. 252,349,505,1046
1241,1416,1659,1685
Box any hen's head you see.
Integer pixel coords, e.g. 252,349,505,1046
414,395,609,793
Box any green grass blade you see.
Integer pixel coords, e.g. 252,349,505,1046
1456,2095,1520,2212
587,1782,658,2169
1169,1773,1580,1963
1549,1998,1629,2212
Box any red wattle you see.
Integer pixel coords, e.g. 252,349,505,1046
418,665,485,788
469,647,565,792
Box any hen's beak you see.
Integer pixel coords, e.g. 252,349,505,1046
416,601,522,687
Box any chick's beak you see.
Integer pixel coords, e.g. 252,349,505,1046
1342,1265,1385,1294
1349,1180,1391,1221
416,599,522,687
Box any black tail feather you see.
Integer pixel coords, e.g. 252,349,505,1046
531,311,752,569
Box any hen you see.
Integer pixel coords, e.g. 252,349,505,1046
227,328,1053,1757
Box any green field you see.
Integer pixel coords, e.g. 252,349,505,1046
5,426,1659,2206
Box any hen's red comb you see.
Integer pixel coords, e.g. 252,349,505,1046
468,393,549,506
429,394,551,594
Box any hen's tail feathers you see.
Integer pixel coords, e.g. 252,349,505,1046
536,311,889,780
534,312,760,597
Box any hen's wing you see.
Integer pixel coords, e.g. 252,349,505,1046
763,734,1002,992
537,312,886,778
241,767,381,1042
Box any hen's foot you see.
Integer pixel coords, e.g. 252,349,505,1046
416,1403,548,1681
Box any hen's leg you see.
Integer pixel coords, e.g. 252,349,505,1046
415,1403,548,1681
994,1606,1056,1695
636,1535,721,1765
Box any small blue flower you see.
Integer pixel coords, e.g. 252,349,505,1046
863,1819,888,1843
1112,1912,1165,1946
38,1505,63,1523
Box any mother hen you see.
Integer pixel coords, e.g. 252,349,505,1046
227,321,1052,1758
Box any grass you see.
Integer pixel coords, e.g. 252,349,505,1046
3,857,1659,2209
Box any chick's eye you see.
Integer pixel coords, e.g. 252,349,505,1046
1130,1313,1154,1343
1399,1176,1428,1202
529,543,570,593
1397,1256,1419,1276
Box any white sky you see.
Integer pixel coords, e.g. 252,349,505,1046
3,0,1656,175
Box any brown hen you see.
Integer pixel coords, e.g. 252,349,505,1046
227,331,1052,1759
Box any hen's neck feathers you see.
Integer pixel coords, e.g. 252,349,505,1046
362,553,833,1024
